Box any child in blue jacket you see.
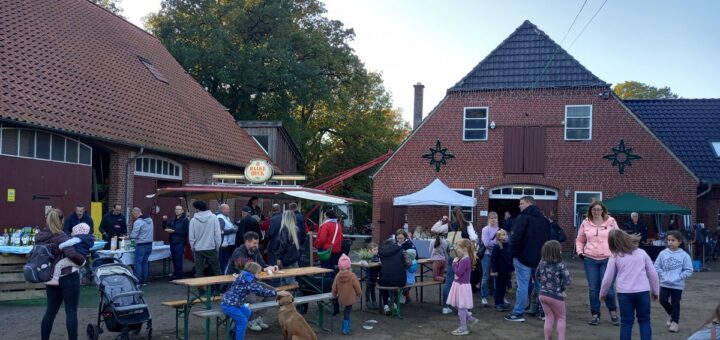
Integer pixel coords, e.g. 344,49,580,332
222,262,288,340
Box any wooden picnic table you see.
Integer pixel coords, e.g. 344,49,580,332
351,258,435,310
173,266,332,340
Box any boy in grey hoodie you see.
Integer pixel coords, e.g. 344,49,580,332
654,230,693,333
130,207,154,285
189,200,222,280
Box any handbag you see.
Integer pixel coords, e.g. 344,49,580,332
477,233,496,260
447,231,461,258
317,222,339,262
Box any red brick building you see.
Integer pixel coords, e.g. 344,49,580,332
0,0,268,239
372,21,698,243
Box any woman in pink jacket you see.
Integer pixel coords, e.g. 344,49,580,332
575,201,620,326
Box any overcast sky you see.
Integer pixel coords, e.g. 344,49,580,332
122,0,720,124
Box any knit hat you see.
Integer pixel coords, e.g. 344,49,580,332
72,223,91,236
406,249,417,261
338,254,351,270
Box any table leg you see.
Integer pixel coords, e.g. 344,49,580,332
184,287,191,340
205,284,212,340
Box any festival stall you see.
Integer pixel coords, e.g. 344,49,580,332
393,178,477,258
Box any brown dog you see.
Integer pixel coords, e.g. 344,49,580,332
277,294,318,340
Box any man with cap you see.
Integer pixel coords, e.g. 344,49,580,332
237,206,261,245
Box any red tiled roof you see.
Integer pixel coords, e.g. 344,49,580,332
0,0,269,168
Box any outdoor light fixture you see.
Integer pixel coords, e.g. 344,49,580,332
490,121,496,129
565,189,571,198
479,186,485,195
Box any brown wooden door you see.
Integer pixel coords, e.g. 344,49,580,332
504,127,524,173
132,176,182,243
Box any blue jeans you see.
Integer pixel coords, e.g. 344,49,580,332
583,257,617,316
480,255,492,298
221,303,251,340
443,255,455,308
618,292,651,340
170,243,184,279
512,258,535,316
133,243,152,284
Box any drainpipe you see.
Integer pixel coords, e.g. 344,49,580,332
125,147,145,218
697,182,712,198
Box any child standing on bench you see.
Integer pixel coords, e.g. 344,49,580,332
332,254,362,335
446,239,479,336
222,261,288,340
365,242,381,310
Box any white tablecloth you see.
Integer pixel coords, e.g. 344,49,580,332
96,245,171,266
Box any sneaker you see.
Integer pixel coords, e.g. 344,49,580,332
666,315,672,327
588,315,600,326
256,316,269,329
468,317,479,328
467,311,472,316
451,327,469,336
504,298,510,304
504,314,525,322
399,295,406,304
384,305,391,315
669,322,679,333
481,298,488,306
610,315,620,326
495,305,509,312
247,319,262,332
537,313,545,321
442,307,453,315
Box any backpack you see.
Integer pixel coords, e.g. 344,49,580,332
24,244,56,283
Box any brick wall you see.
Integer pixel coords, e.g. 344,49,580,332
698,187,720,232
373,88,698,247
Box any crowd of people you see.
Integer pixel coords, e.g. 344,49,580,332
30,196,719,340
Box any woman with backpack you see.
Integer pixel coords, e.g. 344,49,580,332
36,208,86,340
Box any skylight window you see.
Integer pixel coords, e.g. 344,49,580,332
138,57,168,83
712,142,720,157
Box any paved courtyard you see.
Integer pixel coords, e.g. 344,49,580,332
1,258,717,339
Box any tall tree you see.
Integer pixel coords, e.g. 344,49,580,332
146,0,409,195
613,81,680,99
90,0,124,17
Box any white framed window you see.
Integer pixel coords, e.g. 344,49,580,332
565,105,592,140
135,156,182,180
451,188,475,222
463,107,488,141
489,185,558,200
574,191,602,227
711,141,720,157
0,126,91,165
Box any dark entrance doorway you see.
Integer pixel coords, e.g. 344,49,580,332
489,199,557,220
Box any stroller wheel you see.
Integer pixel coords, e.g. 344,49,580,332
86,324,99,340
144,327,152,340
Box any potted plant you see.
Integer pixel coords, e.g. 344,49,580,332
354,248,374,265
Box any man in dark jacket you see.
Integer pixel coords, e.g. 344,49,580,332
622,212,648,245
378,239,405,315
63,204,94,235
163,205,189,280
227,231,274,274
505,196,550,322
237,206,260,244
266,204,283,265
99,204,127,249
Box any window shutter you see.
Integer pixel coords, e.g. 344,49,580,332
523,127,545,174
503,127,524,174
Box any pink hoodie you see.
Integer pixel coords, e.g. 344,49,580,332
575,216,618,260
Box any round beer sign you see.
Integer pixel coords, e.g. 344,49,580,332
244,159,273,183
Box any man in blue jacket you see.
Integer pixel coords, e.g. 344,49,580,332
163,205,189,280
63,204,94,235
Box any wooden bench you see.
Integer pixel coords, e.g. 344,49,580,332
192,293,335,339
377,280,444,318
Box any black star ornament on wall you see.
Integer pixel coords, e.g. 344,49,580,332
602,139,642,174
422,139,455,172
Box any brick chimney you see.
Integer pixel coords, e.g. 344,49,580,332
413,82,424,130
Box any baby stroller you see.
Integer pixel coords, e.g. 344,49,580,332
87,259,152,340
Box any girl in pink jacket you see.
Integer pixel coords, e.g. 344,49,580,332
575,201,620,326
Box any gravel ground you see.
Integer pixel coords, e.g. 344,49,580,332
2,257,718,339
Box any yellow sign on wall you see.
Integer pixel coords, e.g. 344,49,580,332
7,189,15,202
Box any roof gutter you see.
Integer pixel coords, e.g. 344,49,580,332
125,147,145,218
698,182,712,198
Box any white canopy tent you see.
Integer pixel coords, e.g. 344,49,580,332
393,178,477,207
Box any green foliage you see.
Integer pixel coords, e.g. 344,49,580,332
146,0,409,198
354,248,374,261
91,0,124,17
612,81,680,100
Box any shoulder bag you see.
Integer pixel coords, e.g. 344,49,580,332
317,222,338,261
